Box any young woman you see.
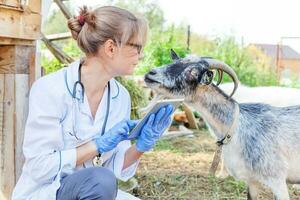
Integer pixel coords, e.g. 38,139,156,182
12,6,173,200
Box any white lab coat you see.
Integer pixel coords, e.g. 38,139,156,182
12,60,141,200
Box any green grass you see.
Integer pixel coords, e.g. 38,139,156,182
154,129,215,154
134,175,248,200
127,128,300,200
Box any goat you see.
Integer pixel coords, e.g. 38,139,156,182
144,49,300,200
218,83,300,178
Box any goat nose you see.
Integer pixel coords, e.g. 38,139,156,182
149,69,157,76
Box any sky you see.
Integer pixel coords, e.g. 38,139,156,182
157,0,300,52
52,0,300,52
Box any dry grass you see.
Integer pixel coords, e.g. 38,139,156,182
127,129,300,200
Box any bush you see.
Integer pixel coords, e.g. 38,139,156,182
135,25,190,75
42,0,279,87
115,77,148,119
190,36,278,86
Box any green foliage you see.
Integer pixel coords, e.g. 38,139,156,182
42,0,279,89
41,55,64,74
42,2,74,35
281,73,300,88
62,40,82,58
105,0,190,76
213,37,278,86
135,25,190,75
41,40,82,74
115,77,148,119
106,0,165,29
191,36,278,86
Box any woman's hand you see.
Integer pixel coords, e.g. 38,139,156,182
93,119,138,154
136,104,174,152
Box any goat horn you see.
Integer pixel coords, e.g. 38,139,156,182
205,59,239,97
216,69,223,86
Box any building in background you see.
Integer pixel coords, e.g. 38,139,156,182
251,43,300,84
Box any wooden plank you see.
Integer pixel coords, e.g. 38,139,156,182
35,41,41,80
47,32,72,41
0,191,6,200
0,74,4,191
41,34,74,64
15,74,28,181
0,37,35,46
29,45,37,87
183,103,199,129
0,0,41,14
15,45,35,73
54,0,72,19
0,8,41,40
0,45,35,74
0,46,15,73
0,74,15,200
26,0,41,14
0,0,21,8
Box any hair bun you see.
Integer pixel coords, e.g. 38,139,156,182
78,6,96,28
67,6,96,40
67,5,148,55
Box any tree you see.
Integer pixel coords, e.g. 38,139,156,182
106,0,165,29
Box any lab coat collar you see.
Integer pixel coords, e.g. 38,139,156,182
65,60,81,100
65,60,120,120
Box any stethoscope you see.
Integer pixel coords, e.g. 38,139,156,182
64,62,111,140
64,61,122,166
63,62,111,166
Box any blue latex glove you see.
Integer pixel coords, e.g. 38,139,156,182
136,104,174,152
94,119,138,154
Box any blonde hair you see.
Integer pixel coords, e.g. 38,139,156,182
68,6,148,55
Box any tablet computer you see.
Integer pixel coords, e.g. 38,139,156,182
128,98,184,140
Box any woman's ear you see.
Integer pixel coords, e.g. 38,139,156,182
103,39,116,58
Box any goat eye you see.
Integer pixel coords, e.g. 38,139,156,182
202,70,214,85
206,70,213,78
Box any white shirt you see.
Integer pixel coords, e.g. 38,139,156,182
12,60,140,200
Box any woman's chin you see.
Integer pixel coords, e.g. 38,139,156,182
119,70,134,76
127,68,135,75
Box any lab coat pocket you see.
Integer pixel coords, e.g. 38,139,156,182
62,127,79,147
61,113,82,147
61,112,96,147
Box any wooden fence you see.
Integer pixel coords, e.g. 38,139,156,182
0,1,41,199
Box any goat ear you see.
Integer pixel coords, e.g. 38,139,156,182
200,70,214,85
170,49,180,60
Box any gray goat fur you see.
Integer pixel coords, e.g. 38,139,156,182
144,50,300,200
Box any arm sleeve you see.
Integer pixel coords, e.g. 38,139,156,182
103,92,140,181
22,80,77,183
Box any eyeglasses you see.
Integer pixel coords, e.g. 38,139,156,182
113,39,143,54
126,42,143,54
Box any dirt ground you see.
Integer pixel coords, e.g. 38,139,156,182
126,129,300,200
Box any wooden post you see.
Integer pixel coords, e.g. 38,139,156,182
41,33,74,65
187,25,190,51
0,45,35,199
183,103,199,129
0,1,41,199
54,0,72,20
